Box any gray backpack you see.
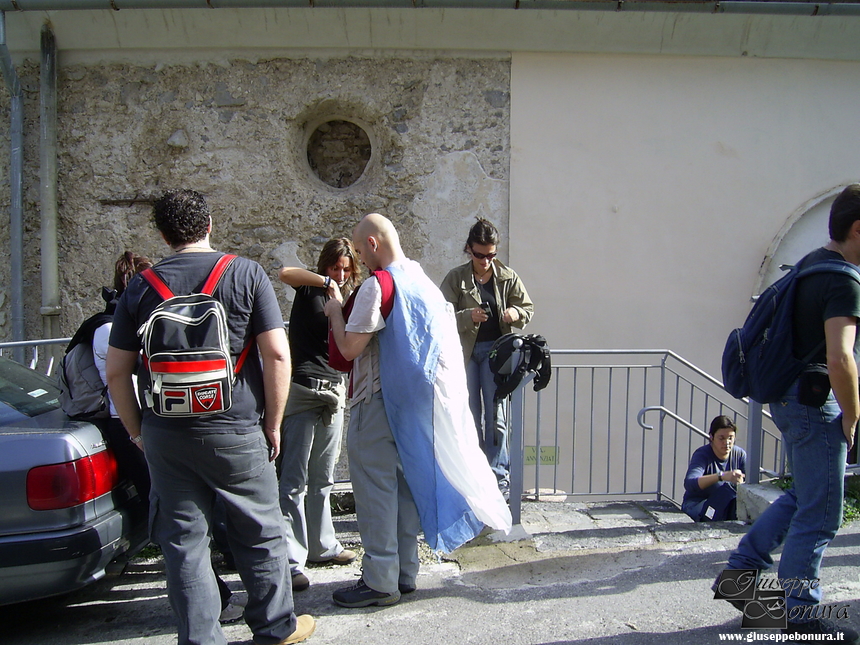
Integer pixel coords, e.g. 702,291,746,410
58,312,112,420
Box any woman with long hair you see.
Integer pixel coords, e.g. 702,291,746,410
278,237,361,591
441,219,534,498
92,251,153,498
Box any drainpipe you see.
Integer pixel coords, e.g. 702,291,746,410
0,11,24,362
40,24,61,354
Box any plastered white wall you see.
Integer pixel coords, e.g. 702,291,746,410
510,52,860,376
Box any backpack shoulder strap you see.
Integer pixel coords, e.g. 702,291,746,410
141,254,238,301
65,312,113,353
141,267,174,301
200,254,247,375
797,259,860,284
789,260,860,367
234,340,254,375
340,288,360,323
372,269,396,319
201,254,237,295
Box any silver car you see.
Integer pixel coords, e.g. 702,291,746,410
0,356,148,605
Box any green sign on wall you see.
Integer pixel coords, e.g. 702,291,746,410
524,446,558,466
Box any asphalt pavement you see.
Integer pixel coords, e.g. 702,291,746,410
4,499,860,645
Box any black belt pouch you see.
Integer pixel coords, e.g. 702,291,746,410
797,364,831,407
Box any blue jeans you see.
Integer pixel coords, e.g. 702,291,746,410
467,340,509,484
145,427,295,645
727,383,847,615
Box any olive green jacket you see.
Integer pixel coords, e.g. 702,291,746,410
440,259,535,363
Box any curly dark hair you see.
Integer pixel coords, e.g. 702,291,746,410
152,189,211,247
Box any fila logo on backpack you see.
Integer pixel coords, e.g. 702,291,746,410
138,254,251,418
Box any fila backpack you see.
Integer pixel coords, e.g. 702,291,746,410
138,254,251,417
721,258,860,404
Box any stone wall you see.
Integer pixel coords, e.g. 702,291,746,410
0,54,510,339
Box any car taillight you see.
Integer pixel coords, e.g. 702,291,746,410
26,449,120,510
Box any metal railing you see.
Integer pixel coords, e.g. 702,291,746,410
1,339,786,529
0,337,69,376
507,349,784,524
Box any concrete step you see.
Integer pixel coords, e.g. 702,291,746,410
485,499,748,553
331,491,749,559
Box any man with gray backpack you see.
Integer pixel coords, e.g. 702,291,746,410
715,184,860,644
106,190,314,645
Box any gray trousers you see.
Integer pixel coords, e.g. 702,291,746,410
279,382,345,571
348,391,421,593
145,426,296,645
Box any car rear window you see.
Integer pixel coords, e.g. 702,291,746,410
0,357,61,417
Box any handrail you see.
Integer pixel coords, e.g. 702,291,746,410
0,337,70,348
513,347,784,511
637,405,708,440
0,336,69,375
552,348,729,391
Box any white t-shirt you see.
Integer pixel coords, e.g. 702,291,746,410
92,322,117,417
344,265,396,406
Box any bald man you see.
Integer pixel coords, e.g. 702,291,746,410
325,214,510,609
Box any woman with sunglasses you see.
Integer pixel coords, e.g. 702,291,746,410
440,218,534,498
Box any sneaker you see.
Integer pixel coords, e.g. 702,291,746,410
256,614,316,645
783,618,860,644
218,601,244,624
292,571,310,592
332,578,401,608
711,571,747,613
398,582,417,595
317,549,357,565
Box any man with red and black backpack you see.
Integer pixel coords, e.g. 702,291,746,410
106,190,314,645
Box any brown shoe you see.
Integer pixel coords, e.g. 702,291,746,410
291,571,310,592
323,549,357,565
267,614,315,645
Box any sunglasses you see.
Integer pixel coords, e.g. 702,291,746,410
470,249,497,261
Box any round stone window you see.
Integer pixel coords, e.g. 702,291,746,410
306,119,372,189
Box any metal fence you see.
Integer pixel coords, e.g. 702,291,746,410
507,349,784,524
0,337,69,376
1,339,786,527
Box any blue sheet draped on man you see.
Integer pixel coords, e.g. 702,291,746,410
377,260,512,553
